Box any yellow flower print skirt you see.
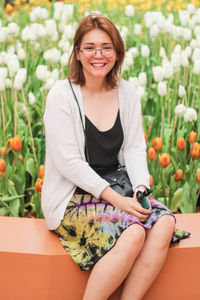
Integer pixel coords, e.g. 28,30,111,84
55,194,190,271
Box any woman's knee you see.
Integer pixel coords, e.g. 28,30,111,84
152,215,175,246
116,224,146,255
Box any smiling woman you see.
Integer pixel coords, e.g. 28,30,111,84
41,13,189,300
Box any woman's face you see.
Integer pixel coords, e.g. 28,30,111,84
77,29,117,82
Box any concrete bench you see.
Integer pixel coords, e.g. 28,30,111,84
0,214,199,300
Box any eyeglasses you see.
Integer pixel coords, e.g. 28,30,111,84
79,45,115,59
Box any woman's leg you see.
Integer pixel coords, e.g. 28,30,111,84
82,224,146,300
120,215,175,300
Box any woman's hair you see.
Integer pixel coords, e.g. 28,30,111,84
68,13,125,89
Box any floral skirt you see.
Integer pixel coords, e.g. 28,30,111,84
55,194,190,271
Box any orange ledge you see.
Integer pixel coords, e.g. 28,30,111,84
0,214,199,300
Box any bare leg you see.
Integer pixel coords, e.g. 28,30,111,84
120,215,175,300
82,224,146,300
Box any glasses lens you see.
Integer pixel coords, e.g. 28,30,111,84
81,47,114,59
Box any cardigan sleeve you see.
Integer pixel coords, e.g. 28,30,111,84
43,81,109,198
123,83,150,190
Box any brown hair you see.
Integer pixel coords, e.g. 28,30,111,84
68,13,125,89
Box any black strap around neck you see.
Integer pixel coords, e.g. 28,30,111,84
68,79,90,162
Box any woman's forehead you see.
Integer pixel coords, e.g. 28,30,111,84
81,29,112,44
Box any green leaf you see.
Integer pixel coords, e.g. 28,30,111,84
169,188,183,212
9,199,20,217
180,182,193,213
26,158,36,179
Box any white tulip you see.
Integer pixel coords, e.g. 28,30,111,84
174,44,182,53
150,24,159,38
0,78,5,91
125,5,135,17
21,26,32,42
185,46,192,57
30,7,49,22
36,25,47,38
171,53,181,69
53,2,63,20
127,47,139,57
134,24,142,36
137,86,146,100
187,3,195,14
43,48,61,63
36,65,50,81
192,48,200,61
45,19,57,35
175,104,187,116
184,108,197,122
180,52,189,67
159,47,166,58
5,78,12,88
0,67,8,79
194,25,200,37
138,72,147,86
157,81,167,96
63,24,75,39
17,48,26,60
50,69,59,80
61,52,69,66
178,85,186,97
28,92,36,105
44,78,56,91
7,58,20,77
128,77,139,88
190,39,197,49
183,28,192,41
141,45,150,57
14,68,27,90
122,52,133,72
179,10,189,27
62,4,74,21
163,63,174,79
7,22,19,36
0,27,8,42
153,66,164,82
192,60,200,74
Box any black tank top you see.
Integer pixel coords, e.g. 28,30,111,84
85,110,124,176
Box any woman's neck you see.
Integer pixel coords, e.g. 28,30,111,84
83,75,107,94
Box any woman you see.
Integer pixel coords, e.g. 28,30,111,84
42,14,187,300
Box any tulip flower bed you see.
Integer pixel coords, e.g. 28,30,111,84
0,1,200,218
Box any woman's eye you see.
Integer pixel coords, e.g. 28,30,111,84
84,47,94,51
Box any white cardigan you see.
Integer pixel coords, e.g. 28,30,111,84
41,78,150,230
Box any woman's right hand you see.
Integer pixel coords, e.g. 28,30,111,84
114,196,152,222
100,186,151,222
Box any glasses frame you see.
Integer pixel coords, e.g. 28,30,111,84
79,46,115,59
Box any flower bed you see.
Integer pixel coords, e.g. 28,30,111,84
0,1,199,218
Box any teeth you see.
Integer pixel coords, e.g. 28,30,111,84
92,64,105,67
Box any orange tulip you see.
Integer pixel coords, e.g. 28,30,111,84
148,147,156,160
35,178,43,192
7,138,13,149
0,158,6,172
159,153,170,168
188,131,197,144
175,169,183,181
18,155,23,163
190,142,200,159
11,136,22,152
0,146,7,158
177,137,186,151
149,175,154,187
38,165,45,178
197,171,200,183
0,171,6,178
144,133,147,144
152,137,162,152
